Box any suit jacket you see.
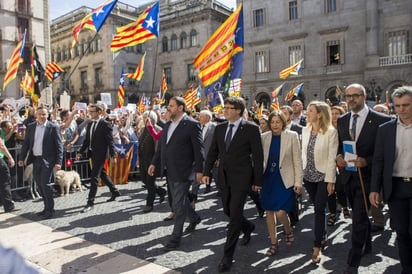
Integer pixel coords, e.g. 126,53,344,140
371,119,397,203
138,125,161,172
151,114,204,182
20,121,63,168
302,126,338,183
261,130,302,189
79,118,115,163
204,119,263,192
203,122,216,157
290,122,303,136
337,109,390,185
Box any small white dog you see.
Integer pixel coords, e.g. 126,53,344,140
55,170,82,196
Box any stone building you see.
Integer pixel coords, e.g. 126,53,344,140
0,0,50,98
240,0,412,107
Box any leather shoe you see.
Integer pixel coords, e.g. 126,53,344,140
258,208,264,218
143,205,153,213
36,210,46,216
158,192,165,204
240,223,255,246
5,206,21,213
81,205,94,213
106,190,120,202
163,213,174,221
371,225,384,233
163,239,180,251
42,211,54,219
184,217,201,234
343,266,358,274
218,257,232,272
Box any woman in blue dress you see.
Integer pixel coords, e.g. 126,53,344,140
261,111,303,256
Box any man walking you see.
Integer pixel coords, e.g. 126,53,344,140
76,104,121,213
148,96,204,251
202,96,263,272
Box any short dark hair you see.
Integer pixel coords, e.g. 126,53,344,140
268,110,287,130
0,120,11,129
280,105,293,115
89,104,102,112
224,96,246,115
60,110,70,120
392,86,412,100
170,96,187,112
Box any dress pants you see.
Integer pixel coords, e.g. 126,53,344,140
33,157,54,213
168,178,199,241
140,164,165,207
345,173,371,267
388,180,412,274
0,158,14,211
87,158,117,206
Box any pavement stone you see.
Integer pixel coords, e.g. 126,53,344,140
0,179,402,273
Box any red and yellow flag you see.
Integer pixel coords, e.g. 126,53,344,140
124,52,146,81
117,67,125,108
3,31,26,90
107,144,133,184
45,62,64,81
279,59,303,79
161,69,167,94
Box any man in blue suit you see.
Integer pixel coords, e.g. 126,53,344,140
148,96,204,251
18,107,63,219
370,86,412,274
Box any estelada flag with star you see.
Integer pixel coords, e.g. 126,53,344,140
107,143,133,184
45,62,64,82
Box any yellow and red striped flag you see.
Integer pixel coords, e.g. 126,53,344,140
111,2,159,51
285,83,304,101
21,70,34,95
107,144,133,184
192,86,201,108
256,103,264,118
279,59,303,79
271,83,285,98
271,97,280,111
117,67,125,108
161,69,167,94
124,52,146,81
3,31,26,90
183,87,195,109
71,0,118,52
45,62,64,81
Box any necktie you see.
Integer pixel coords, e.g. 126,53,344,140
351,114,359,141
89,121,97,150
225,124,234,151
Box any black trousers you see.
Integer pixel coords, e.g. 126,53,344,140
33,157,54,213
140,164,165,207
87,158,117,206
0,157,14,211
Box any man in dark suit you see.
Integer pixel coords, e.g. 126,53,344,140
75,104,121,213
18,106,63,219
336,84,391,273
370,86,412,274
199,110,216,194
148,96,204,251
202,96,263,272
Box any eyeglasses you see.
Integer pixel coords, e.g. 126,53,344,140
344,93,364,99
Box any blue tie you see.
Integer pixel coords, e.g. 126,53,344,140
225,124,234,151
351,114,359,140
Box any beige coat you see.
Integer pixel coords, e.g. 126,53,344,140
301,126,338,183
261,130,303,189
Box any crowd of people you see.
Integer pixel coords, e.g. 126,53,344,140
0,83,411,274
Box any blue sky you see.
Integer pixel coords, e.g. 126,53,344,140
49,0,237,20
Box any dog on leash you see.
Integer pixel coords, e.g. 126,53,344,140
55,170,82,196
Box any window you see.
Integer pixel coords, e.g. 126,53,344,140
289,1,298,20
80,71,88,89
81,39,86,55
327,40,341,65
190,30,198,47
18,0,28,13
127,67,135,86
255,51,269,73
162,36,168,52
253,9,265,27
56,48,61,62
95,37,101,51
51,50,55,62
326,0,337,13
289,45,302,66
136,44,142,53
74,45,79,57
88,37,93,54
180,32,187,48
17,17,29,39
164,67,172,84
187,64,197,81
62,45,67,61
95,67,102,86
171,34,178,50
387,31,408,56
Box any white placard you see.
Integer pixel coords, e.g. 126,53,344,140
60,91,71,110
73,102,87,111
100,93,112,106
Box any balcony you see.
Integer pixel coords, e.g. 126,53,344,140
379,54,412,66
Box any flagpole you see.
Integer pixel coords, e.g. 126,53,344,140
149,39,159,104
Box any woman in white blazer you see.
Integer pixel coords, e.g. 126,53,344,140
260,111,302,256
302,101,338,264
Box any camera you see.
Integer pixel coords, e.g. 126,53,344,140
17,123,24,132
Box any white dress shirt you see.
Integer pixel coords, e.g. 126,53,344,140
33,121,47,156
350,105,369,141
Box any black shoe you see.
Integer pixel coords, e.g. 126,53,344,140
163,239,180,251
81,205,94,213
258,209,264,218
204,185,211,194
240,223,255,246
158,191,165,204
143,205,153,213
42,211,54,219
107,190,121,202
5,206,21,213
343,266,358,274
163,213,174,221
184,217,201,234
371,225,384,233
36,210,46,216
218,257,232,272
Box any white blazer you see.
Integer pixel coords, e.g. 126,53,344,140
261,130,303,189
301,125,338,183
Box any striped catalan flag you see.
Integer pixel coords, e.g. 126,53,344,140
271,83,285,98
117,67,125,108
3,31,26,90
192,86,201,108
107,143,133,184
45,62,64,81
271,97,280,111
21,70,34,95
161,69,167,94
255,103,263,118
183,87,195,109
279,59,303,79
285,83,304,101
71,0,118,52
111,2,159,52
124,52,146,81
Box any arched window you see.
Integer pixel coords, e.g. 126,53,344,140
171,34,178,50
162,36,168,52
180,32,187,49
190,29,197,47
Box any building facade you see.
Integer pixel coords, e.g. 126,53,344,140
0,0,50,98
240,0,412,107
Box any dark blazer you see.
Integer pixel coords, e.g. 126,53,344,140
151,114,204,182
290,122,303,136
20,121,63,168
139,125,161,174
337,109,391,185
371,119,397,203
79,119,115,163
204,119,264,192
203,122,216,157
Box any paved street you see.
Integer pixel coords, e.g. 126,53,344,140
0,179,401,273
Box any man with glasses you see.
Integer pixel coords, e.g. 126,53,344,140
291,99,307,126
202,96,263,272
76,104,121,213
336,84,390,273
